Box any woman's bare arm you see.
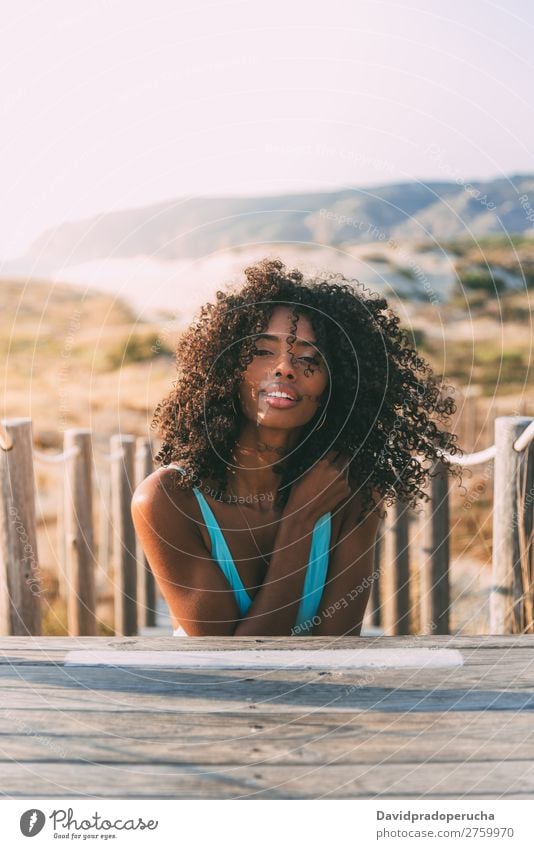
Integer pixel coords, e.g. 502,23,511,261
232,511,318,635
131,469,242,635
311,490,384,636
234,451,359,635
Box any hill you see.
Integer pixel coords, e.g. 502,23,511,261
3,175,534,277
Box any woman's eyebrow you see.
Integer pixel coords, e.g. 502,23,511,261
255,333,317,347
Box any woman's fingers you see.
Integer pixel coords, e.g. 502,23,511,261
328,449,350,473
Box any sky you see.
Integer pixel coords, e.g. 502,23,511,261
1,0,533,259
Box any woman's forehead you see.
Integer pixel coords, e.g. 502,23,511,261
263,305,315,339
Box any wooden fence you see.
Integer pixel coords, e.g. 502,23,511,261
1,409,533,637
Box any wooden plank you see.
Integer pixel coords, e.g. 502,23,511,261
62,647,465,669
2,635,534,663
2,652,533,690
1,635,532,800
1,710,534,765
1,706,532,737
0,760,533,798
2,670,534,713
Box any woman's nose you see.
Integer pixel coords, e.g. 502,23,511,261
274,360,295,378
273,347,297,378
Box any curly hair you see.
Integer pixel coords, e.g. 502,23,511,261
151,257,464,523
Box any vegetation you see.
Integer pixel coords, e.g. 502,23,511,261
456,269,506,295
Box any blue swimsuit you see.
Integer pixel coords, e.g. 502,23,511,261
167,464,332,635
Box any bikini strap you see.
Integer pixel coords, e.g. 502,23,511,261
294,512,332,633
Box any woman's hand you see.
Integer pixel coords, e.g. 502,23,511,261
283,450,352,526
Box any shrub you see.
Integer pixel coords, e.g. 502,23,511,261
103,331,173,371
458,269,506,294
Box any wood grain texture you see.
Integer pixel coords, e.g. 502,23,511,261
491,416,534,633
0,419,41,635
418,460,450,634
110,435,137,636
1,761,533,799
64,429,96,636
1,636,533,798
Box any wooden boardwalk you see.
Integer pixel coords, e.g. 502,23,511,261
1,635,534,799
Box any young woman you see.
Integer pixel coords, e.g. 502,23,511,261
131,258,462,636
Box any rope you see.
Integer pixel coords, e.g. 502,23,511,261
34,445,149,464
438,445,497,467
2,416,533,468
0,423,14,451
435,418,534,466
33,445,81,464
513,419,534,453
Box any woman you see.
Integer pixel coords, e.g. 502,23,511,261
131,257,462,636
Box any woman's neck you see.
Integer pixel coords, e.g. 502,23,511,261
226,421,302,506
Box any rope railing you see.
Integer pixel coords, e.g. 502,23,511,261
3,419,529,468
0,422,14,451
34,446,146,464
2,413,533,638
512,418,534,453
0,420,157,637
436,416,534,467
438,445,496,467
33,445,81,464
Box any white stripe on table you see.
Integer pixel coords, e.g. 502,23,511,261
64,648,464,669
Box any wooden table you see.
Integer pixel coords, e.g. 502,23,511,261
1,635,534,799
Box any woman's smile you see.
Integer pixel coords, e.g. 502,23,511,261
260,379,302,408
263,393,300,409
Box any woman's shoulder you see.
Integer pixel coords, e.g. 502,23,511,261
336,478,384,533
131,466,199,533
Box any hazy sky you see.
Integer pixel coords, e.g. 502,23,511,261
1,0,533,258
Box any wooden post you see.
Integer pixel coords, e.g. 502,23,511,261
418,460,450,634
94,467,114,630
110,434,137,636
63,429,96,635
56,478,67,601
135,437,156,628
96,468,112,586
381,500,411,635
490,416,534,634
463,385,481,453
0,418,42,635
369,520,383,627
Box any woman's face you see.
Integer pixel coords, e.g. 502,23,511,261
237,306,329,430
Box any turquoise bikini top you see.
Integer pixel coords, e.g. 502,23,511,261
167,464,331,634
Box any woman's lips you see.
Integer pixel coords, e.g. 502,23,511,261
261,392,300,409
266,397,299,409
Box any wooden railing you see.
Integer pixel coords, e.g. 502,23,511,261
1,413,533,637
0,419,156,637
371,416,534,635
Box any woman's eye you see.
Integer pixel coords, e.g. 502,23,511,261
253,347,320,365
